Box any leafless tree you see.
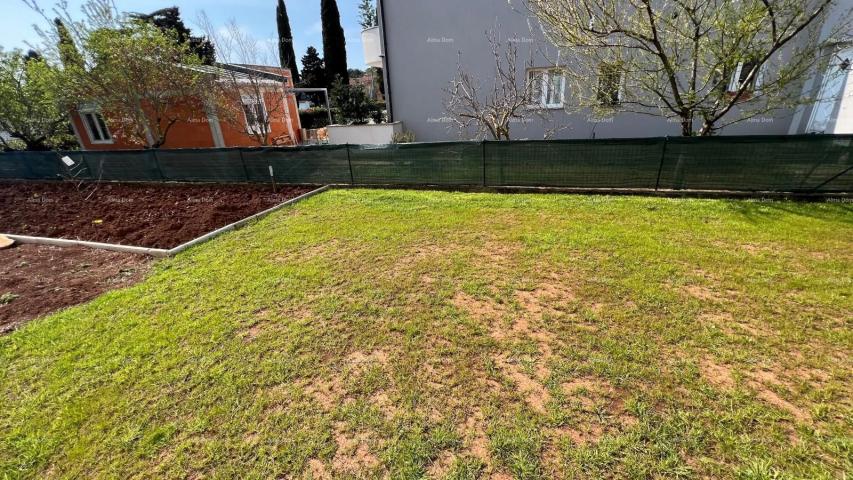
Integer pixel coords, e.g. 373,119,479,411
444,29,558,140
199,15,297,146
524,0,853,136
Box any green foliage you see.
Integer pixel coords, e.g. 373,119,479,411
370,102,385,124
0,293,20,305
276,0,300,83
298,108,331,129
358,0,378,30
321,0,348,87
0,50,75,151
54,18,83,70
299,46,325,88
73,21,212,147
330,78,373,125
130,7,215,65
392,130,416,144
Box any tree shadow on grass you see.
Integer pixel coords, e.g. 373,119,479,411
721,199,853,225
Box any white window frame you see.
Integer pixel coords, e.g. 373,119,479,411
80,110,113,145
727,61,767,94
241,93,268,135
527,68,565,109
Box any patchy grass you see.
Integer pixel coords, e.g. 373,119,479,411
1,189,851,479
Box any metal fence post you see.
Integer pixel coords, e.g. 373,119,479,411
237,148,250,182
151,149,166,180
346,144,355,185
654,136,668,191
482,141,487,187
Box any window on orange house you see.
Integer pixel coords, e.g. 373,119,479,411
81,111,112,144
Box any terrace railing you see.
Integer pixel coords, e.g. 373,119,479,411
1,135,851,193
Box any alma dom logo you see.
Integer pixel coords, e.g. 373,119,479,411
427,36,454,44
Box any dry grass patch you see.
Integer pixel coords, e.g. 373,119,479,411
331,422,381,475
700,358,736,390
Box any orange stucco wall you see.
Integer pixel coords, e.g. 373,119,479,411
217,89,302,147
73,87,301,150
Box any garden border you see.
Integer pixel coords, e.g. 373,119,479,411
1,185,329,258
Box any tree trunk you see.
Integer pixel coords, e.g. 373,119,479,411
681,118,693,137
698,121,716,136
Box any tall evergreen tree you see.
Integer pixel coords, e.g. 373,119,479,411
131,7,216,65
320,0,348,86
300,46,325,88
276,0,300,83
54,18,83,69
358,0,377,29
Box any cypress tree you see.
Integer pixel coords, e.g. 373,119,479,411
276,0,300,83
54,18,83,69
300,46,325,88
358,0,377,29
320,0,348,86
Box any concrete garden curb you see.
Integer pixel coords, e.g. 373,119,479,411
2,185,330,258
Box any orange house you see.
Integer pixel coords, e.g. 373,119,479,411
70,63,303,151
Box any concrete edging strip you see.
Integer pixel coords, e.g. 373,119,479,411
0,235,171,257
2,185,330,258
165,185,329,256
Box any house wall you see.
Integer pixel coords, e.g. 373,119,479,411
381,0,853,142
72,99,214,150
73,89,301,150
787,0,853,134
217,89,302,147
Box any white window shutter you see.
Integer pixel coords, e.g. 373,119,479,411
754,63,766,92
729,62,743,92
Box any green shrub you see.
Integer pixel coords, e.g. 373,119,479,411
370,102,386,124
330,78,372,125
299,108,331,129
392,130,416,144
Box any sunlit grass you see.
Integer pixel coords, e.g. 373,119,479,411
1,189,850,479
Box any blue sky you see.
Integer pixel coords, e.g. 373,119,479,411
0,0,368,68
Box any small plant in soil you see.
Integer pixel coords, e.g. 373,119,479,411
0,292,20,305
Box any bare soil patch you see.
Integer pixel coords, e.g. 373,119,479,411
749,370,810,422
0,243,149,332
331,422,380,475
700,358,736,390
0,181,313,249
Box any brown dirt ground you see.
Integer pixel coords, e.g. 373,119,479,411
0,181,314,249
0,243,150,333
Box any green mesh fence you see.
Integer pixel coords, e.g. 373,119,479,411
154,149,246,182
83,151,161,181
0,135,850,193
659,135,853,193
350,142,483,185
241,145,351,184
0,151,65,179
485,138,664,188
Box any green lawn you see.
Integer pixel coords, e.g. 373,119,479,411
1,189,851,479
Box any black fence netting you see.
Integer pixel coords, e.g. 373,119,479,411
82,150,161,181
350,142,483,185
659,135,853,192
0,134,850,193
485,138,664,188
0,151,66,179
242,145,351,184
